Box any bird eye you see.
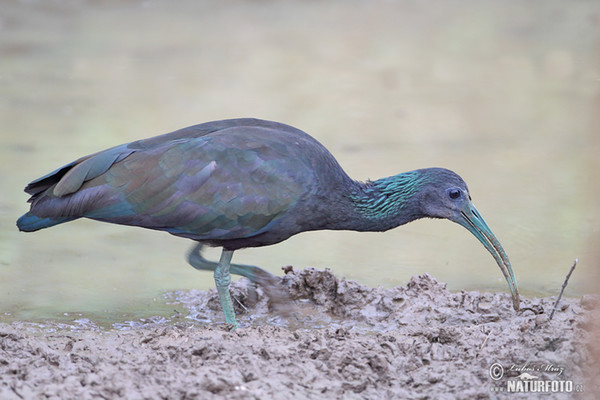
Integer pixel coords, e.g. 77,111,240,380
447,188,461,200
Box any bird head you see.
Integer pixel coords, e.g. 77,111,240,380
417,168,520,310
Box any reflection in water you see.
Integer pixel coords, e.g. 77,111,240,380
1,0,598,323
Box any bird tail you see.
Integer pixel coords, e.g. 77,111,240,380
16,213,76,232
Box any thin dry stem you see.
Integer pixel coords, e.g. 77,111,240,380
549,258,578,321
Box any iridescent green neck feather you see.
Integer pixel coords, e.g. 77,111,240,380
349,170,432,230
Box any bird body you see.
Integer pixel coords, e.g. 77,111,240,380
19,119,355,246
18,118,520,328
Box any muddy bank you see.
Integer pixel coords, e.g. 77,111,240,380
1,268,598,399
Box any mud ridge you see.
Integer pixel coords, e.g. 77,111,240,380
1,268,598,399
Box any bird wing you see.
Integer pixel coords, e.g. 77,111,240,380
25,122,315,241
24,119,275,199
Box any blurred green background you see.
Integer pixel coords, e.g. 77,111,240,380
1,0,598,323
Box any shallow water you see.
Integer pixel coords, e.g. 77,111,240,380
1,0,598,323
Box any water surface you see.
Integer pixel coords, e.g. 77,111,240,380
1,0,598,323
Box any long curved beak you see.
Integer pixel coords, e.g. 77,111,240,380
452,202,520,311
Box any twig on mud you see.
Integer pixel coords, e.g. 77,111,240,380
480,329,492,349
549,258,578,321
234,296,249,312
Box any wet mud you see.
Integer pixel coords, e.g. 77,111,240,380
1,268,598,399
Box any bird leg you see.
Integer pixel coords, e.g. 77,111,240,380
187,243,281,287
213,249,238,328
187,243,292,322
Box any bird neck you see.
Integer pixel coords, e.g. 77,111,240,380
346,170,429,232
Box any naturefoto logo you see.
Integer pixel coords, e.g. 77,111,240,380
488,361,584,394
